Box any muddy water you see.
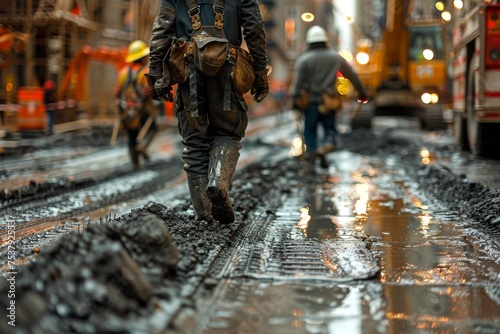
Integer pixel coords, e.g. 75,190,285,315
196,151,500,334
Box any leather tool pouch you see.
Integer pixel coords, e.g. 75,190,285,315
230,47,255,95
319,79,350,114
168,38,192,85
319,90,344,114
293,90,310,112
192,27,229,77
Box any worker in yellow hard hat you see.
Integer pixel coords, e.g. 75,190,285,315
115,40,158,170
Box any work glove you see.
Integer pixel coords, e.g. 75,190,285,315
357,93,369,104
358,90,368,103
145,73,173,102
251,69,269,103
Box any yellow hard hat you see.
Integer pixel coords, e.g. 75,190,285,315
125,40,150,63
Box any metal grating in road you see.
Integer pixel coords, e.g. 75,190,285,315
212,184,380,282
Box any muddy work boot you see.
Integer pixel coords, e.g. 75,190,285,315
315,144,335,169
187,175,215,223
315,153,329,169
206,146,239,224
300,152,316,175
137,131,156,162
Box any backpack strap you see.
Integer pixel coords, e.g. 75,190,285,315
184,0,228,115
185,0,225,30
131,65,147,101
119,65,146,101
213,0,224,30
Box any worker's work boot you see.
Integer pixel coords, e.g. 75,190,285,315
187,174,215,223
206,146,239,224
315,144,335,169
301,152,316,175
137,131,156,161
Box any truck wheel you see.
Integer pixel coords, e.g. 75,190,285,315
453,112,470,151
467,115,499,157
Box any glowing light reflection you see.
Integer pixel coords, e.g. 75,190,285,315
288,137,306,158
420,147,434,165
353,182,370,222
297,207,311,236
418,211,434,237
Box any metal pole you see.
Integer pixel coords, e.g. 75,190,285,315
26,0,34,85
132,0,140,39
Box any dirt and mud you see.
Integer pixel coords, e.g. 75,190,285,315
1,116,499,334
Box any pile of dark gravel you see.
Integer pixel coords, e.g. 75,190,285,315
0,212,177,334
0,156,300,334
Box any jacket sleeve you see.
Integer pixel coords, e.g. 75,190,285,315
149,0,177,77
338,58,368,97
240,0,268,72
288,56,305,98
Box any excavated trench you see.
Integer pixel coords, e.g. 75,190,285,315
1,115,500,334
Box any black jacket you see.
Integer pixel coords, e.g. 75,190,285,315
149,0,267,79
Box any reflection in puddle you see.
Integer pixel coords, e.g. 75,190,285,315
353,182,369,223
200,280,387,334
385,285,500,334
297,207,311,237
296,151,500,330
201,151,500,333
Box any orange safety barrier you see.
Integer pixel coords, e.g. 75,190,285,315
17,86,46,132
163,85,177,118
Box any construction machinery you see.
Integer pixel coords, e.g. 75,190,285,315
0,26,28,70
58,44,127,116
352,0,450,130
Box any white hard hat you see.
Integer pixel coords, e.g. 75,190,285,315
306,25,328,43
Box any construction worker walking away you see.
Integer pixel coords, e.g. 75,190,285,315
115,40,158,170
43,79,57,135
146,0,269,224
289,25,368,174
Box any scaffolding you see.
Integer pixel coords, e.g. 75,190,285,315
0,0,158,132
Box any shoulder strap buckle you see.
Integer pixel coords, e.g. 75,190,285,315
213,5,224,29
188,5,202,30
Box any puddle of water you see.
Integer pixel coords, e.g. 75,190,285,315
198,280,387,334
385,285,500,333
198,151,500,333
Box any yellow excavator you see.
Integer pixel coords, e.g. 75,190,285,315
352,0,449,130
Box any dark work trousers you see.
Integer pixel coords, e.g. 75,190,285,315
175,63,248,176
303,103,337,154
126,109,156,149
46,108,56,135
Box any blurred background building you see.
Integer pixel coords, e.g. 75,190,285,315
0,0,459,133
0,0,159,128
0,0,343,128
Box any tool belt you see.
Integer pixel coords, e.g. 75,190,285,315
319,77,350,114
119,99,142,130
166,0,255,116
169,40,254,94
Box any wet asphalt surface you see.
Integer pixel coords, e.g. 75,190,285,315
0,111,499,334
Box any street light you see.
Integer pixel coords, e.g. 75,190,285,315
301,12,315,22
441,11,452,22
453,0,464,10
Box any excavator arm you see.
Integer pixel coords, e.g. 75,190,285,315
0,26,28,70
58,45,128,102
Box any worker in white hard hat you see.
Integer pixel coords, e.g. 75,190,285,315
289,25,368,174
115,40,158,170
